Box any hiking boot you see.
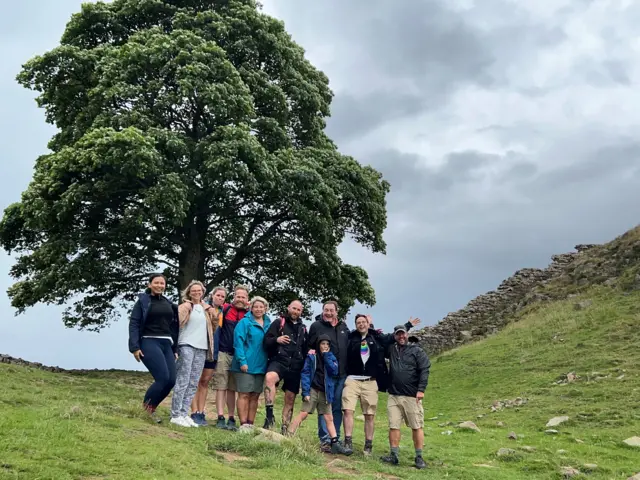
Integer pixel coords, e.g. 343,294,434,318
215,416,226,429
280,424,289,436
144,403,162,424
320,442,332,453
380,454,399,465
331,441,353,456
363,443,373,457
263,416,275,430
344,437,353,450
415,456,427,469
150,411,163,424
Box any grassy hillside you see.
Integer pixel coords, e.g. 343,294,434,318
1,286,639,479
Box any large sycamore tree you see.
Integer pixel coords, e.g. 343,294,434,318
0,0,389,329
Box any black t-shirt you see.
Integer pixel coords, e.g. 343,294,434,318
311,354,326,392
142,295,174,337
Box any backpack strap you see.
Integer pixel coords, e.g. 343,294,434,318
220,304,233,328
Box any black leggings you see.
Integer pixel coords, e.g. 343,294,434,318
140,338,177,407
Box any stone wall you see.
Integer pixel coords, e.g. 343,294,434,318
412,244,604,356
0,353,136,375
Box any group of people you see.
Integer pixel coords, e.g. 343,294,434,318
128,274,431,469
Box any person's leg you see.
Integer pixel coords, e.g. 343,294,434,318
364,415,375,443
140,339,172,408
226,363,238,427
237,392,250,424
171,345,195,419
317,412,329,443
331,376,346,440
192,367,215,414
288,411,309,434
248,392,260,424
160,341,177,403
381,395,402,464
282,391,297,429
341,378,358,450
182,348,206,418
263,369,280,428
361,381,378,454
324,411,352,455
406,396,426,468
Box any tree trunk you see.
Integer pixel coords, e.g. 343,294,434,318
177,220,206,293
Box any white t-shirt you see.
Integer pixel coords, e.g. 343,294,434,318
178,304,208,350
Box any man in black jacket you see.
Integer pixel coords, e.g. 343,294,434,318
381,325,431,470
262,300,308,433
342,314,420,456
307,300,350,450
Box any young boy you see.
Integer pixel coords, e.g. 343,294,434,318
287,334,352,455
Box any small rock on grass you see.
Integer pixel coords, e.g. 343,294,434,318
508,432,518,440
546,416,569,427
497,448,516,457
496,421,505,427
561,466,581,478
623,436,640,447
582,464,597,471
557,449,567,455
627,473,640,480
457,421,480,432
575,438,584,444
520,446,536,452
545,429,559,434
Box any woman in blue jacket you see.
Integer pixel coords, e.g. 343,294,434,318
232,296,272,430
128,273,179,423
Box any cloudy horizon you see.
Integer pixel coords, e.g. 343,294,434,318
1,0,639,370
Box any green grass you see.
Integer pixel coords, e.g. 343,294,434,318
1,286,639,479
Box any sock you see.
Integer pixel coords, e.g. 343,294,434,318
345,436,352,443
390,446,399,457
331,437,339,444
266,405,274,419
228,416,235,422
415,448,423,457
365,439,373,448
218,415,225,420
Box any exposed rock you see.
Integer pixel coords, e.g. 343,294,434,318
575,439,584,444
545,429,559,434
253,428,286,444
557,449,567,455
457,421,481,432
496,421,505,427
0,353,136,375
627,473,640,480
520,446,536,452
582,464,597,471
546,416,569,427
473,464,496,468
496,448,517,457
560,466,581,478
623,436,640,447
573,300,592,310
508,432,518,440
490,398,528,412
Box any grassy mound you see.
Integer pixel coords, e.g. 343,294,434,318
1,286,638,479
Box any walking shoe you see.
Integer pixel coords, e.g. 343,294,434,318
150,411,163,424
415,456,427,469
363,444,373,457
226,417,237,430
320,442,332,453
380,454,399,465
191,412,207,426
170,416,192,428
263,416,275,430
184,415,199,427
215,416,226,429
280,424,289,436
238,423,254,433
330,441,353,456
143,403,162,424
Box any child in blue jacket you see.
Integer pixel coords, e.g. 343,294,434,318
287,334,352,455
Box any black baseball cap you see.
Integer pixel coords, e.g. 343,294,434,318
393,324,407,334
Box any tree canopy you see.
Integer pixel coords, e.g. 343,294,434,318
0,0,389,329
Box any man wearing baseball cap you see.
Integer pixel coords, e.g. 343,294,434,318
380,324,431,469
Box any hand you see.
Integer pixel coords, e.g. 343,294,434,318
375,328,383,334
303,396,310,402
409,317,421,327
132,350,144,362
175,353,179,360
241,365,248,373
320,345,330,353
277,335,291,345
365,314,373,325
308,349,316,355
416,391,424,403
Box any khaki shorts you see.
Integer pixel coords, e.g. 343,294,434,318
387,394,424,430
302,388,331,415
210,352,236,391
342,378,378,415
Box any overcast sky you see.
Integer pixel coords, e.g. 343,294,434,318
1,0,639,369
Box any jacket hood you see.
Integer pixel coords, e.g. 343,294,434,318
317,334,332,349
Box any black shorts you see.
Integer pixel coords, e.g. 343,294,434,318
267,361,302,394
203,360,217,370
